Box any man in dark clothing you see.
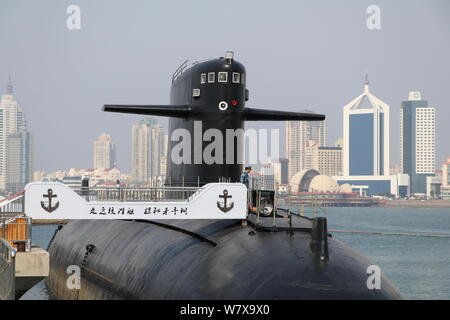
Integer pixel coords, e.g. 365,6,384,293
240,166,252,189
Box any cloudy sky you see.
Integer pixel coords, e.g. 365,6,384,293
0,0,449,172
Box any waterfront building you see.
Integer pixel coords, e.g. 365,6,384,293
41,167,125,187
131,119,165,184
287,169,377,206
305,141,342,177
334,77,409,196
93,133,116,169
343,77,389,176
285,111,327,180
426,175,442,199
400,91,436,195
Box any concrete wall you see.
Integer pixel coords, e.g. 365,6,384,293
0,241,15,300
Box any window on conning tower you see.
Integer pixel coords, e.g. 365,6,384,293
218,72,228,83
200,73,206,84
241,73,245,85
208,72,215,83
232,72,240,83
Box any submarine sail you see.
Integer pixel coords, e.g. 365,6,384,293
103,51,324,187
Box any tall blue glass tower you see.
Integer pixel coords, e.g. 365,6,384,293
343,78,390,178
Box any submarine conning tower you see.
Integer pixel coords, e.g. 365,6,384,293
103,51,325,186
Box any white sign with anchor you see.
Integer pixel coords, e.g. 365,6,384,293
25,182,247,220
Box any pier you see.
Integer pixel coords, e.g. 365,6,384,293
278,192,381,207
0,192,49,300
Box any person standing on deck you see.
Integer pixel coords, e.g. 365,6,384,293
240,166,252,189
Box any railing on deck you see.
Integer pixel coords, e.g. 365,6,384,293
0,191,31,252
73,186,204,202
0,191,25,217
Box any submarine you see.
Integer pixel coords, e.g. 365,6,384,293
47,51,402,299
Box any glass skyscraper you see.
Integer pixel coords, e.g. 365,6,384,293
6,131,32,193
343,78,390,177
334,78,410,197
0,76,32,192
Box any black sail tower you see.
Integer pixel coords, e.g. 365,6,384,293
104,52,324,186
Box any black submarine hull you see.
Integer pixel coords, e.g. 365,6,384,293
48,217,401,299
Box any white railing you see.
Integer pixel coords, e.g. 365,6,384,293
0,191,25,219
0,190,30,252
71,186,204,203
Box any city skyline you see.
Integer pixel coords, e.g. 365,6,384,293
1,1,449,173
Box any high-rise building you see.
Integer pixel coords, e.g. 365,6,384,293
335,78,409,197
343,78,389,176
6,131,32,192
400,91,435,194
305,142,342,177
93,133,116,169
131,119,165,184
0,76,30,191
285,111,327,180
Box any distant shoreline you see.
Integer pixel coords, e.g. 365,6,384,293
382,200,450,208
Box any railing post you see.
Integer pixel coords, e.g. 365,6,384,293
23,192,25,214
26,217,32,252
1,218,5,240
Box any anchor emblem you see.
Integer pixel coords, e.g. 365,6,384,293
41,188,59,213
217,189,234,213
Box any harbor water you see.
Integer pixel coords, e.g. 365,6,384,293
21,207,450,300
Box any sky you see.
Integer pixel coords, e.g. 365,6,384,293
0,0,449,173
